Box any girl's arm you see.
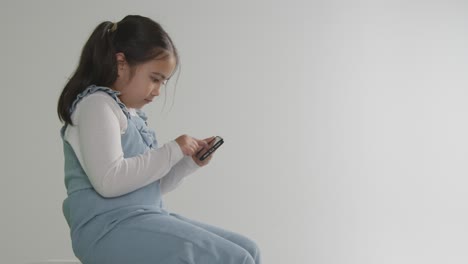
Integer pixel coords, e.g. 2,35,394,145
160,155,200,195
67,93,185,198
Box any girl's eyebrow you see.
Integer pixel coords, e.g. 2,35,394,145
151,72,168,80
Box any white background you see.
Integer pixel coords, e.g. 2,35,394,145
2,0,468,263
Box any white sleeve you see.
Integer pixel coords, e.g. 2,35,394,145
69,93,184,198
160,155,200,195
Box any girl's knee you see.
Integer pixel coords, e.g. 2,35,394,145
237,249,255,264
219,242,256,264
238,236,261,262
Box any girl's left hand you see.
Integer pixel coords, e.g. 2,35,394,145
192,136,216,167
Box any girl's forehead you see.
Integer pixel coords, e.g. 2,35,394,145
143,56,177,74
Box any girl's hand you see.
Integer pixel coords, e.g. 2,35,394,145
192,136,216,167
175,134,207,156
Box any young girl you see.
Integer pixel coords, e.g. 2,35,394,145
57,15,261,264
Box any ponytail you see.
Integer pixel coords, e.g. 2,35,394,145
57,21,118,125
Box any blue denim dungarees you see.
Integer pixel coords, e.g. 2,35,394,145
60,85,260,264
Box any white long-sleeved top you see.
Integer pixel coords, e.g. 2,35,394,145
63,91,199,198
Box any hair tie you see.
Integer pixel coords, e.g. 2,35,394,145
108,22,118,33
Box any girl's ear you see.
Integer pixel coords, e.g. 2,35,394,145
115,52,128,77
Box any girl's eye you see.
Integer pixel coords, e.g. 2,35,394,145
151,76,168,85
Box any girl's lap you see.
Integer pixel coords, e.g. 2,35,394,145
83,212,255,264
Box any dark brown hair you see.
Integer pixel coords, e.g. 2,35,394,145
57,15,179,125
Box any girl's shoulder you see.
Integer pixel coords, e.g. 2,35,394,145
69,85,130,118
70,91,128,134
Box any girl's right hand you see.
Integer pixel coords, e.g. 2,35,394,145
175,134,207,156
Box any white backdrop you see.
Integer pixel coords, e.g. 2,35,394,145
2,0,468,263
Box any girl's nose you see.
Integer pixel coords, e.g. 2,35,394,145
151,87,160,96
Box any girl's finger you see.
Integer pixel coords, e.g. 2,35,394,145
204,136,215,144
197,139,208,147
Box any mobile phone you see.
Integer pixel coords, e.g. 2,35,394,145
197,136,224,161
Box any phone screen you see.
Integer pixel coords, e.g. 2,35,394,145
197,136,224,161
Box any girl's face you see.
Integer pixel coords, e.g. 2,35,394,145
112,52,177,109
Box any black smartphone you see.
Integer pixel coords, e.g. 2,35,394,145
197,136,224,161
